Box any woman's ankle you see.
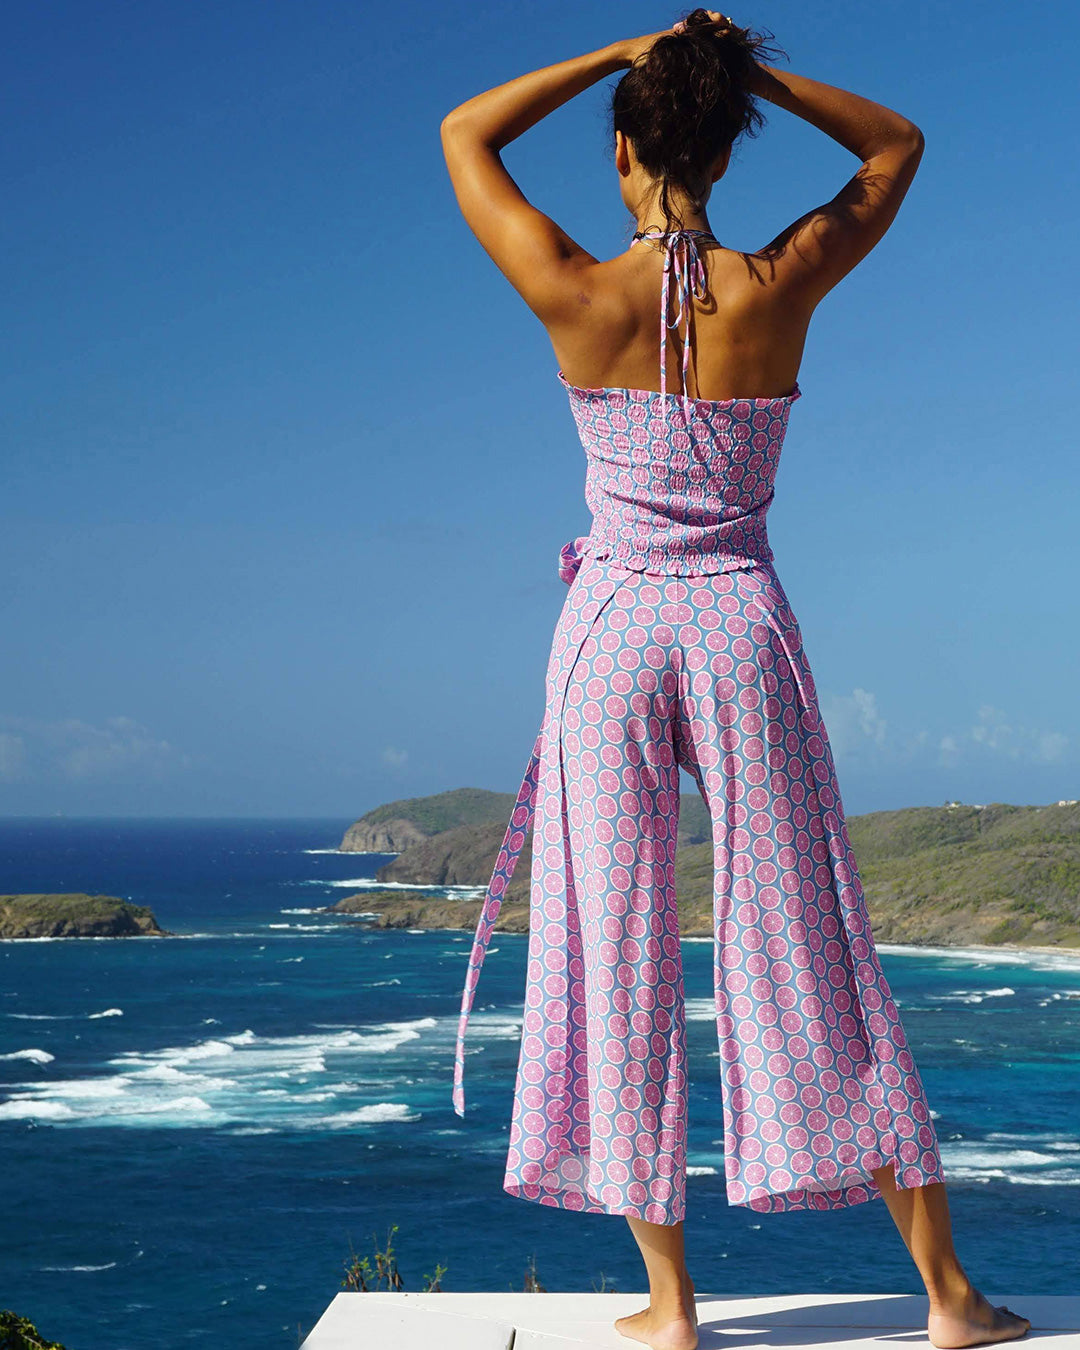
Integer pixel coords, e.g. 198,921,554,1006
925,1263,975,1315
650,1281,695,1320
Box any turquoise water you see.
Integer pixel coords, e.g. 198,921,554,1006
1,818,1078,1349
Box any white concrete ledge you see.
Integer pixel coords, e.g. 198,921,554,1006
301,1291,1080,1348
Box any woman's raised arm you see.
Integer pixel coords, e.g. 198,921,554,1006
439,31,668,323
750,60,925,304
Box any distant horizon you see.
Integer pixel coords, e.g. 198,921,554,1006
2,789,1078,824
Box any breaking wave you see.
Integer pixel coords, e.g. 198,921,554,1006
0,1018,438,1130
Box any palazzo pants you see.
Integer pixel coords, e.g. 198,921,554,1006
455,554,945,1224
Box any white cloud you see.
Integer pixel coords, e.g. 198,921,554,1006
818,692,1070,772
960,704,1069,764
381,746,408,768
971,704,1014,753
938,734,960,765
0,715,189,782
819,687,887,759
1036,732,1069,763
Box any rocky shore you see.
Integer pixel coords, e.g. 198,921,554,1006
328,889,530,933
0,894,170,940
339,788,518,853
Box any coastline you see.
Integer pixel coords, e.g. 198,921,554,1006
876,940,1080,969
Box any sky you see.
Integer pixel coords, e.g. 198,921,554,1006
1,0,1077,819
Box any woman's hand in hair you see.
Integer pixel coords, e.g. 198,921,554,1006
614,28,677,66
674,11,738,35
617,11,743,66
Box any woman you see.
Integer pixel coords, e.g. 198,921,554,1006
440,12,1030,1350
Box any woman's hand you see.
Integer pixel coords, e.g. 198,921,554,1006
613,11,740,68
612,26,677,67
674,10,738,35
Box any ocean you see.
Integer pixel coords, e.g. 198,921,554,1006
1,817,1078,1350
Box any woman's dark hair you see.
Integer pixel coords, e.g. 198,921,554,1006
611,10,786,233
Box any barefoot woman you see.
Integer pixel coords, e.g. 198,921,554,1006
441,11,1029,1349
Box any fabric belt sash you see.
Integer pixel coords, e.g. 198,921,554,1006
451,535,589,1116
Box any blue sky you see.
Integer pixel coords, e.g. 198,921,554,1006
2,0,1077,819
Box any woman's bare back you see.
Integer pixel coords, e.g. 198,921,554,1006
545,237,812,401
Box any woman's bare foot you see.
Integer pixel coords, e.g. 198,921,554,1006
928,1287,1030,1349
614,1275,697,1350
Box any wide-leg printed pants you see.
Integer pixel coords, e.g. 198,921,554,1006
454,554,945,1224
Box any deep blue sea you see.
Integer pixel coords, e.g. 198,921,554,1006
1,818,1078,1350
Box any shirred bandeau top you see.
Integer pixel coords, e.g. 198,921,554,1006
556,228,801,581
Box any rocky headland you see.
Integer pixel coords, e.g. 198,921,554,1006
340,787,518,853
331,797,1080,949
341,786,715,855
329,888,531,933
0,894,170,940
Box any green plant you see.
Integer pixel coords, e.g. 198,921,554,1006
422,1263,448,1293
340,1225,446,1293
0,1310,67,1350
523,1253,546,1292
341,1225,404,1293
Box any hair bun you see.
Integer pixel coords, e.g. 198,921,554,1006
611,11,785,230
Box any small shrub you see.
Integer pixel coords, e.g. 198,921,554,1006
422,1263,447,1293
0,1310,67,1350
342,1225,403,1292
523,1254,546,1292
341,1226,446,1293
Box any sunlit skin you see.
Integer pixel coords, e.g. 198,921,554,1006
440,12,1031,1350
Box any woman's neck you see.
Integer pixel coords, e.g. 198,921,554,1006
632,213,714,236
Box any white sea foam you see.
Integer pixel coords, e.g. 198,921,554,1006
467,1014,522,1039
0,935,158,943
41,1079,129,1098
7,1013,71,1020
0,1017,439,1130
88,1008,124,1019
938,987,1016,1004
878,942,1080,972
685,998,717,1022
0,1098,74,1119
280,907,321,915
311,878,485,898
0,1048,55,1064
686,1165,718,1176
40,1261,118,1272
317,1103,419,1127
302,848,348,854
940,1135,1080,1187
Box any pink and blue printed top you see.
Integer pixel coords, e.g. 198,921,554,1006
557,228,801,580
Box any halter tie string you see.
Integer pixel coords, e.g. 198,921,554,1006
632,227,715,413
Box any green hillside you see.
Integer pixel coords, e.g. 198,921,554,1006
353,795,1080,948
354,787,519,834
0,894,169,939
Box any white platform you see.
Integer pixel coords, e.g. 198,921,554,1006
300,1291,1080,1348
